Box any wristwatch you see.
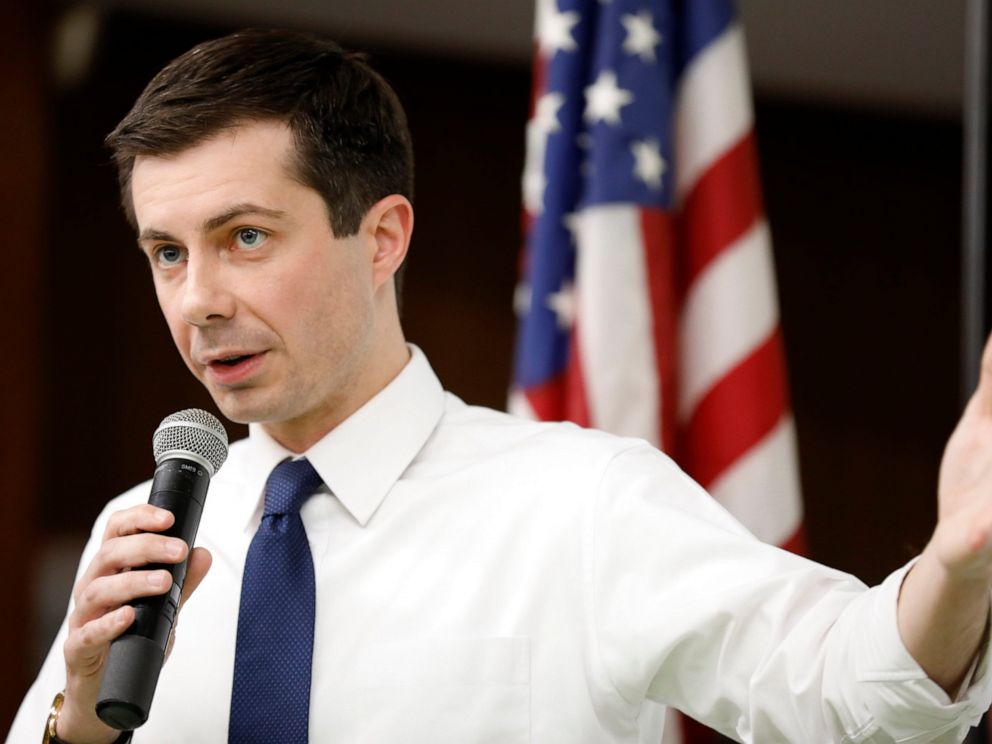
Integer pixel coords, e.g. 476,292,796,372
43,691,133,744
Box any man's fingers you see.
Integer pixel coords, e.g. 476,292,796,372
102,503,174,542
75,503,180,606
98,532,188,572
73,532,188,605
67,546,209,675
71,568,174,629
64,606,134,675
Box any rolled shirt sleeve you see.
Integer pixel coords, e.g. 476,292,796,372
849,565,990,742
590,444,992,743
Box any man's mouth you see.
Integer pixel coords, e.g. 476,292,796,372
203,351,267,384
212,354,255,367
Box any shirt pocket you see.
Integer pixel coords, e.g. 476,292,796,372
341,636,530,744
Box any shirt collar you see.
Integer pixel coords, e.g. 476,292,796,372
237,344,445,528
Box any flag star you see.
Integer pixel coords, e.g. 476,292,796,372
536,0,580,56
631,139,666,189
546,280,576,329
533,92,565,135
522,169,547,215
584,70,634,125
621,10,663,63
522,92,565,214
562,212,581,245
514,283,533,317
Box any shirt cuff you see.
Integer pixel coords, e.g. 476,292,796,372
853,561,992,742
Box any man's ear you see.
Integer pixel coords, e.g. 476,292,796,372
361,194,414,291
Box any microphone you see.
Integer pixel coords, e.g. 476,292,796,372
96,408,229,731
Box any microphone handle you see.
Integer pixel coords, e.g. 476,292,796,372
96,458,211,730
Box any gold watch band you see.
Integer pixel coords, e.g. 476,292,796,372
42,690,133,744
42,690,64,744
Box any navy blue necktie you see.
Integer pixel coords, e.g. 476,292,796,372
229,458,323,744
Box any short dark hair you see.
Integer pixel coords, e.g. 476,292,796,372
106,29,414,245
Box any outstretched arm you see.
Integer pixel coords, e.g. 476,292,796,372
899,334,992,695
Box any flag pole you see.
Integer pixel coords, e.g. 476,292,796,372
958,6,989,741
963,0,990,401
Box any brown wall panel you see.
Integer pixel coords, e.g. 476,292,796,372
0,0,48,730
758,102,962,584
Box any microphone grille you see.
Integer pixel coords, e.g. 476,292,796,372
153,408,229,475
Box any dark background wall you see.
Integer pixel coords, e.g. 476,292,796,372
0,0,48,730
1,4,970,732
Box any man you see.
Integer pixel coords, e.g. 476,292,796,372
7,28,992,743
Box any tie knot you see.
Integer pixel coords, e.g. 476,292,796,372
263,458,323,516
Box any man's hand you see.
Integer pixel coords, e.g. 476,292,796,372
898,334,992,696
934,334,992,577
56,504,211,744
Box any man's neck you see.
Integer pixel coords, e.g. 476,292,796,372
261,340,411,453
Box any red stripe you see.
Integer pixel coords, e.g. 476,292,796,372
678,327,789,489
524,375,567,422
529,46,547,117
565,328,592,427
679,131,764,293
522,336,590,429
640,207,679,454
778,524,806,556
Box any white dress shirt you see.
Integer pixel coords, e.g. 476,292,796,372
9,346,992,743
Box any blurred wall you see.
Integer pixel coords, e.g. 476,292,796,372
0,0,47,728
3,2,970,734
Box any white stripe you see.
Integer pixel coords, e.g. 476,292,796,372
507,388,537,420
708,415,803,546
658,707,683,744
678,219,778,422
573,204,660,445
675,24,754,200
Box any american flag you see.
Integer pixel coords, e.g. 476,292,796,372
510,0,805,740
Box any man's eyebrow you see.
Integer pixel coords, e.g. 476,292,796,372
201,203,288,232
137,204,289,245
137,228,176,244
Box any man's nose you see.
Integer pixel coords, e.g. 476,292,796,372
181,254,236,326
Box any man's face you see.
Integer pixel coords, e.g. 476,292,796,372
131,120,380,443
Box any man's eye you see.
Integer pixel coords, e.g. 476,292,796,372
154,245,185,267
235,227,268,250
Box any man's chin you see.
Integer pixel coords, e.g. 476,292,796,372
206,387,281,426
